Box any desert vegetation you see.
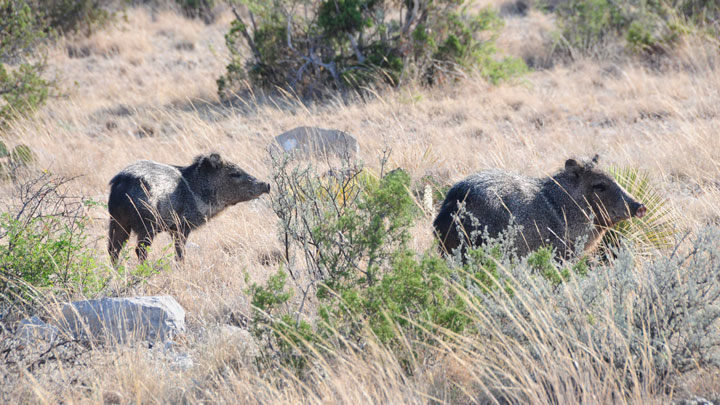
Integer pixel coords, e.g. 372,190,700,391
1,0,720,403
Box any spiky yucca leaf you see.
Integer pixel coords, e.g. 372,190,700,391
601,166,677,256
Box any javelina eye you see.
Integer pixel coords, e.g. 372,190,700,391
592,183,606,192
230,172,244,179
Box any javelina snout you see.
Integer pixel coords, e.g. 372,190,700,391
631,202,647,218
244,179,271,199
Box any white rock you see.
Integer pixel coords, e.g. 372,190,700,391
273,126,359,159
60,296,186,344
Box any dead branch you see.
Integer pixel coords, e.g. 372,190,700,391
231,6,263,65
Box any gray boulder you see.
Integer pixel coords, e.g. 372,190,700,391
274,126,359,159
15,316,60,344
60,296,186,344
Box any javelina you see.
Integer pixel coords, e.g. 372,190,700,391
108,153,270,264
433,155,646,258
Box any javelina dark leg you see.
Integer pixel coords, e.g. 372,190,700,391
108,218,130,267
135,228,156,263
172,227,190,262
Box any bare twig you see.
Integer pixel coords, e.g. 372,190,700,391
347,34,366,63
402,0,419,36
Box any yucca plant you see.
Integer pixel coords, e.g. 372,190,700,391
601,166,677,256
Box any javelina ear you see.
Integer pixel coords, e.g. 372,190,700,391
565,159,581,169
565,158,582,178
591,154,599,164
200,153,222,171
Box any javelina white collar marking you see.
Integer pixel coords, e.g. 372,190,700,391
189,187,222,221
174,169,227,223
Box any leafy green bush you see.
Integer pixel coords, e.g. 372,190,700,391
548,0,716,58
0,174,102,314
257,153,471,367
218,1,527,99
1,0,111,125
0,172,164,318
0,0,50,125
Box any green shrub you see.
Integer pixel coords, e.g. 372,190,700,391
272,153,417,287
548,0,717,58
0,0,50,125
555,0,624,56
1,0,111,125
527,246,589,286
0,174,102,314
259,153,467,365
218,1,527,99
0,172,166,317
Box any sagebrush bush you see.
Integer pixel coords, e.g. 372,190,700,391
217,0,527,99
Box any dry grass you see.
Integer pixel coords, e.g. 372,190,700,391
1,2,720,403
